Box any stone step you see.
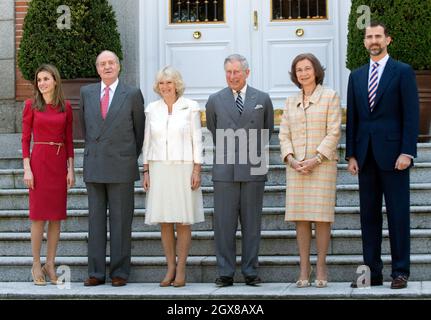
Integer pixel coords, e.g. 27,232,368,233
2,184,431,210
1,206,431,233
3,162,431,189
1,282,430,300
0,254,430,282
1,229,430,257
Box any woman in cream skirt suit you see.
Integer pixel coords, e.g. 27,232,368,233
279,53,341,288
142,66,204,287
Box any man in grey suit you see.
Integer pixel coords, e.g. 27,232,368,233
79,50,145,286
206,54,274,286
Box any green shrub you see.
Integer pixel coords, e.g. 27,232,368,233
18,0,123,80
346,0,431,71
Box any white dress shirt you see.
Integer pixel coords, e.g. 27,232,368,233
368,54,389,84
232,84,247,102
142,96,203,164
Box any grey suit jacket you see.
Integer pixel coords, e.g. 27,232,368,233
79,80,145,183
205,86,274,182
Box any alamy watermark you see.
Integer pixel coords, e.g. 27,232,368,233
202,128,271,176
57,5,71,30
354,265,371,288
356,5,371,30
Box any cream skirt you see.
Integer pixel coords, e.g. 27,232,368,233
145,161,204,225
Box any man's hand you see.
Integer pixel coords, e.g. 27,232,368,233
347,157,359,175
395,154,412,170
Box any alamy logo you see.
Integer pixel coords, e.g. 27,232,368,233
355,265,371,288
356,5,371,30
207,128,270,175
57,5,71,30
56,265,71,289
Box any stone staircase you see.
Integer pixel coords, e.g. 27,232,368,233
1,127,431,285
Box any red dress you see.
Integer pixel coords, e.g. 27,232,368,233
21,99,74,220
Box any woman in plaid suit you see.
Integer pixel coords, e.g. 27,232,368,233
279,53,342,288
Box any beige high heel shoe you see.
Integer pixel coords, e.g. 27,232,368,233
314,279,328,288
296,267,313,288
314,265,328,288
42,262,62,285
31,262,47,286
173,277,186,288
159,271,176,287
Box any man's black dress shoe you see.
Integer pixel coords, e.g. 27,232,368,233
350,278,383,288
215,276,234,287
245,276,262,286
391,275,408,289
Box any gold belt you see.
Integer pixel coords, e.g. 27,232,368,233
34,142,64,155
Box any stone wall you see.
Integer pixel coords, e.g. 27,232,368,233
109,0,140,87
0,0,16,133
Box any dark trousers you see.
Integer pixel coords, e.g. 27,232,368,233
86,182,135,280
358,146,410,280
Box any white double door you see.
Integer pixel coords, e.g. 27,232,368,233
140,0,350,108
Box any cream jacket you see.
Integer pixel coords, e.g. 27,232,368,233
279,84,341,162
142,97,203,164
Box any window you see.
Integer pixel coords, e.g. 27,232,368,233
170,0,225,24
272,0,327,20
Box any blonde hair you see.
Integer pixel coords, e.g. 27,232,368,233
153,66,185,97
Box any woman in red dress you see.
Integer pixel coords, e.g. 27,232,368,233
22,64,75,285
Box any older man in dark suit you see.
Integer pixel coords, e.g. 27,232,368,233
206,54,274,287
346,22,419,289
79,50,145,286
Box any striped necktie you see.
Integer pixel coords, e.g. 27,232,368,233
236,91,244,114
368,62,379,111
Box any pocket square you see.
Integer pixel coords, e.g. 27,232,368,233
254,104,263,109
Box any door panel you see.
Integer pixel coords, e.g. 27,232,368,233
143,1,343,108
165,41,231,94
160,0,252,105
256,0,338,108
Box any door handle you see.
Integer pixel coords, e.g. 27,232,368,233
253,10,258,30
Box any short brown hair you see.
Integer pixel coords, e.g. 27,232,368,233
365,20,390,37
290,53,325,88
32,64,65,112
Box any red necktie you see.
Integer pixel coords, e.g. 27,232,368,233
100,86,110,119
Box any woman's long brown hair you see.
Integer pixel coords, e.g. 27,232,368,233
32,64,66,112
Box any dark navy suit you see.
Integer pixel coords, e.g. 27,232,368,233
346,57,419,280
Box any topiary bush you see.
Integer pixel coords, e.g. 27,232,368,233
346,0,431,71
18,0,123,80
